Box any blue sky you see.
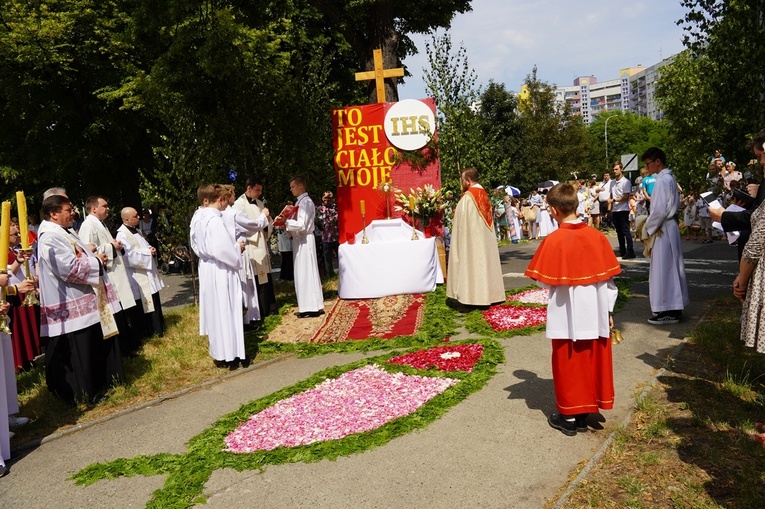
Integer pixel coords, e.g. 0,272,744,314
398,0,689,99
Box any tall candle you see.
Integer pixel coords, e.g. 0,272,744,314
16,191,29,249
0,201,10,269
360,200,366,215
408,196,415,212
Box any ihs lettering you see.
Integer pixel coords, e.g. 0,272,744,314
388,115,431,136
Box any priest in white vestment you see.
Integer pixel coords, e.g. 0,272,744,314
78,196,141,354
446,168,506,307
642,148,689,325
233,178,278,321
116,207,166,339
276,176,324,317
37,195,125,404
190,187,249,368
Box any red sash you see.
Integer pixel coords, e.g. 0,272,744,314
466,187,493,229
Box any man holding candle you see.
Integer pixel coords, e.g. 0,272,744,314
446,168,505,307
36,195,125,404
274,176,324,318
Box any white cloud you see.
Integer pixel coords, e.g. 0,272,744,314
400,0,687,99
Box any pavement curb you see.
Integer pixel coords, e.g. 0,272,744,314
551,305,712,509
11,352,295,455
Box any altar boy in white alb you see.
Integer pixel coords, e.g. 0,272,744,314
190,184,250,369
117,207,166,339
276,176,324,318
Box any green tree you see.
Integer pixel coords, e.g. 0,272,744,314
305,0,473,103
516,68,590,190
657,0,765,186
0,0,156,209
422,31,482,194
475,81,523,188
587,111,668,175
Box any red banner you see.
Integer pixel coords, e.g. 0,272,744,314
331,99,441,242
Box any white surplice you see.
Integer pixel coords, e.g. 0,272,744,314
77,214,136,311
644,168,689,313
222,206,270,322
542,281,618,340
36,220,122,337
285,192,324,313
190,207,245,361
116,225,165,312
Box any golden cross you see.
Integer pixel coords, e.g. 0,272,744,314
355,49,405,103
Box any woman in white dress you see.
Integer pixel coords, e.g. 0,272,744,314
505,196,522,243
538,194,555,238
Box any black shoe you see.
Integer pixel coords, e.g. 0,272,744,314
575,414,589,432
297,310,325,318
228,360,240,371
548,413,577,436
240,358,251,368
623,252,636,259
0,464,9,478
213,359,229,369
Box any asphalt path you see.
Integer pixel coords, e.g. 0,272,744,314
0,233,738,508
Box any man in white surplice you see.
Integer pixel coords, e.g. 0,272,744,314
190,184,249,369
275,176,324,318
116,207,166,338
222,185,271,326
78,195,141,354
233,178,277,324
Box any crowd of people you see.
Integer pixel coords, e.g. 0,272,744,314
5,134,765,476
0,188,168,476
446,146,690,438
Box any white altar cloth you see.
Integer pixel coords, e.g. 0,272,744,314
339,219,444,299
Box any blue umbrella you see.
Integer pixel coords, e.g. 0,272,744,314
505,185,521,197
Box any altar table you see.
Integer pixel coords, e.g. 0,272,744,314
338,219,444,299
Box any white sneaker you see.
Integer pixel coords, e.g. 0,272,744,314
9,416,29,427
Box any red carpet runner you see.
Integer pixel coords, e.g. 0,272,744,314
311,294,426,343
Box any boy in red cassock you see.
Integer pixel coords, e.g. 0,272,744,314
524,183,622,436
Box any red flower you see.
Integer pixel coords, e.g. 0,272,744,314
388,343,484,372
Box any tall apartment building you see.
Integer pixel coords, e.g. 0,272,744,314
552,55,675,124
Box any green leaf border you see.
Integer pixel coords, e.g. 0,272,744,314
72,339,504,508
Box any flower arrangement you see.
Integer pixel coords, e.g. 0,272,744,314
482,305,547,332
224,364,457,453
506,288,549,306
394,184,451,221
388,343,484,372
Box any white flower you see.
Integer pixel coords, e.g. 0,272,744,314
440,352,461,360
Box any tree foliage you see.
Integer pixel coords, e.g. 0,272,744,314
305,0,472,103
0,0,474,244
423,31,482,194
516,68,590,189
475,81,523,188
658,0,765,186
586,111,668,175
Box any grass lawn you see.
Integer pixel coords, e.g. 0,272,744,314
558,296,765,508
